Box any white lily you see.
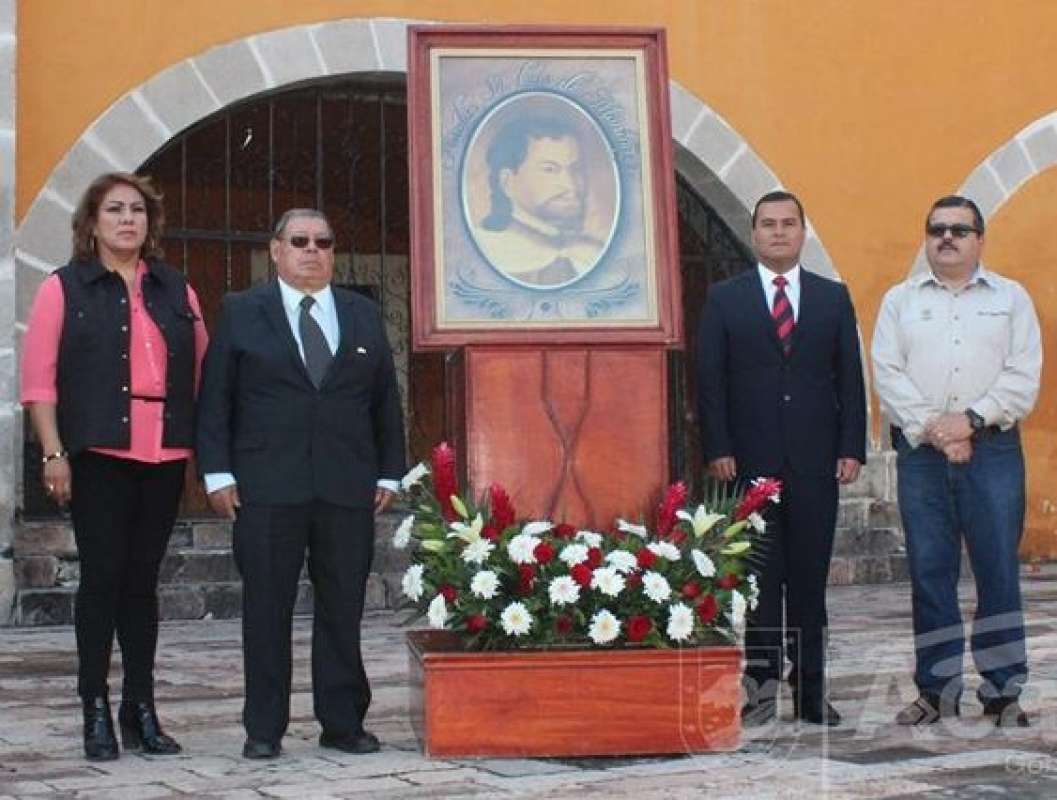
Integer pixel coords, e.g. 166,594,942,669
448,513,484,543
676,505,725,537
392,515,414,550
400,462,429,491
616,518,650,539
522,520,554,537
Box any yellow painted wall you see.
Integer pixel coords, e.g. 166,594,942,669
16,0,1057,553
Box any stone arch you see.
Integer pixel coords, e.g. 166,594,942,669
910,109,1057,272
15,16,847,300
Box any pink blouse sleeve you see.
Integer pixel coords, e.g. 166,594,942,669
20,275,65,404
186,284,210,395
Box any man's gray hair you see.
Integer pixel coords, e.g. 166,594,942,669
272,208,332,239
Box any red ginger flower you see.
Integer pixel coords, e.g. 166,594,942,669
489,484,516,530
627,615,652,643
735,477,782,520
430,442,459,522
481,523,501,542
697,593,719,624
656,481,688,537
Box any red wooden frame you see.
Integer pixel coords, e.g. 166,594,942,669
408,25,682,349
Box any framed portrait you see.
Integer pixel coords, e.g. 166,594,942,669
408,26,682,348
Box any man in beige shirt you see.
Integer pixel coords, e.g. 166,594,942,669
872,195,1041,728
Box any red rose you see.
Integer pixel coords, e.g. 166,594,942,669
518,564,537,583
438,584,458,603
481,523,501,542
570,563,593,587
717,573,739,590
636,548,657,569
465,613,488,633
697,593,719,624
553,523,576,539
625,572,643,588
681,580,702,600
554,615,574,635
627,615,652,643
586,547,604,568
534,541,556,564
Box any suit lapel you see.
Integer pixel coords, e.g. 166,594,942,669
791,270,813,354
261,280,314,386
326,290,359,386
745,271,782,352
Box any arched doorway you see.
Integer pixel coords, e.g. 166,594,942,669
21,75,755,517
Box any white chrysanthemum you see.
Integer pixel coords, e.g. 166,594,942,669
470,570,500,600
588,609,621,644
591,567,626,598
605,550,638,574
548,575,580,606
462,538,495,565
747,574,760,610
575,530,604,548
559,543,590,566
392,515,414,549
691,549,717,578
521,520,554,537
500,602,533,636
676,505,725,537
401,564,425,601
507,533,541,564
427,594,448,629
729,589,748,626
616,518,650,539
747,512,767,534
400,462,429,491
642,571,672,603
647,541,681,561
666,602,694,642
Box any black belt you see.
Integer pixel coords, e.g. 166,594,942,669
130,395,166,403
891,423,1011,444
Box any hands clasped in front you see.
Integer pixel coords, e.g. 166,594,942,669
924,412,974,463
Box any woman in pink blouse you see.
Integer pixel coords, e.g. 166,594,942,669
21,173,208,761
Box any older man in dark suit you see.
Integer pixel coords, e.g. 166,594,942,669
196,209,405,759
696,191,866,726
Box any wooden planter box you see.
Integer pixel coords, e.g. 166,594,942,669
407,630,742,758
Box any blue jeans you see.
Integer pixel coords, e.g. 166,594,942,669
895,427,1027,703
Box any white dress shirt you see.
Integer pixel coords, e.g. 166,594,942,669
871,265,1042,447
204,277,399,495
758,263,801,321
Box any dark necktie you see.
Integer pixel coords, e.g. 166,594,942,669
299,295,332,388
772,275,795,356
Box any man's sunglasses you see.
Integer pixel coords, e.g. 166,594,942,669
286,235,335,249
926,223,979,239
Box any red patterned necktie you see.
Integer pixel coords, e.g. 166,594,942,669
772,275,794,355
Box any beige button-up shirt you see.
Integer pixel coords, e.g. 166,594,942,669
871,265,1042,447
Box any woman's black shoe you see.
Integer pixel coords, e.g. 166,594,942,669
118,701,182,755
82,697,119,761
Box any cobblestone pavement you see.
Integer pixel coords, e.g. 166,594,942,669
3,569,1057,799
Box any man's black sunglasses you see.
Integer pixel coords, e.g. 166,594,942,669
286,235,335,249
926,223,979,239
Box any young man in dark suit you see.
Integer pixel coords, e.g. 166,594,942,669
196,209,406,759
696,191,867,726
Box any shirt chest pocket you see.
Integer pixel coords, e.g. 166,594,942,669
975,307,1012,352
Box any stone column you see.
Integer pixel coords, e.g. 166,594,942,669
0,0,17,623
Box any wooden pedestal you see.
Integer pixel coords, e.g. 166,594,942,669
464,346,668,529
407,630,741,757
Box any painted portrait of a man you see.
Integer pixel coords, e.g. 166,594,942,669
462,93,619,289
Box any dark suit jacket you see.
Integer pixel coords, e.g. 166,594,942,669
195,279,406,509
696,268,867,477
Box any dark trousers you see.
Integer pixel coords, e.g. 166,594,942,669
233,501,375,744
743,470,838,707
896,427,1027,703
69,452,186,700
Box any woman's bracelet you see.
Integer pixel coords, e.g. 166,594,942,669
41,450,68,464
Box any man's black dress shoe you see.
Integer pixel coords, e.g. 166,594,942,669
242,738,281,759
795,700,842,726
740,700,777,727
82,696,119,761
118,701,182,754
982,697,1030,728
319,730,381,754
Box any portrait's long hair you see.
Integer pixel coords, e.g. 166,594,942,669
71,172,166,262
481,115,581,231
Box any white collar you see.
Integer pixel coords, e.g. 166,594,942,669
278,276,334,315
757,262,801,287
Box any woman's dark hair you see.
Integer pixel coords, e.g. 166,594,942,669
71,172,166,261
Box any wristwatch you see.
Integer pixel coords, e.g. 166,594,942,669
965,409,986,436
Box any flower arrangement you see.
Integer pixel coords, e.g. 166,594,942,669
394,442,779,650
